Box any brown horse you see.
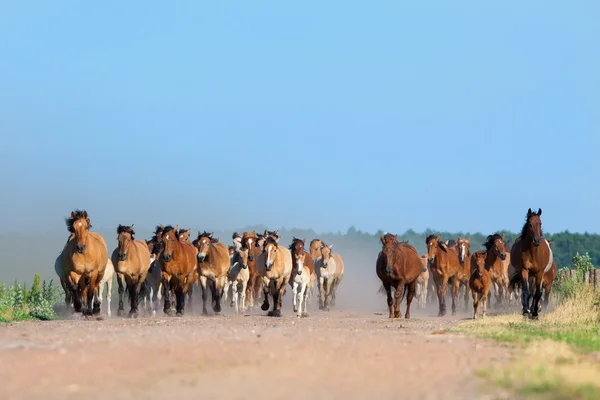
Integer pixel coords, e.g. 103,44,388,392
426,234,461,316
240,231,262,308
309,239,323,262
110,225,151,318
316,243,344,309
512,240,557,313
55,210,109,316
483,233,509,307
288,237,316,309
143,225,164,314
510,208,553,318
193,231,230,315
257,236,293,317
177,228,191,243
469,250,492,319
376,234,422,319
455,236,471,311
158,225,198,316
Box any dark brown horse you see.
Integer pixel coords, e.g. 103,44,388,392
240,232,262,308
377,234,422,319
158,225,198,316
510,208,553,318
144,225,164,314
426,234,461,316
469,250,492,319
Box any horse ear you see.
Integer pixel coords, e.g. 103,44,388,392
274,230,279,236
393,234,397,241
501,233,505,239
302,238,306,243
82,211,88,219
208,232,213,238
71,211,77,219
528,208,533,216
174,225,179,232
380,235,385,244
467,237,471,243
328,244,334,249
538,208,542,216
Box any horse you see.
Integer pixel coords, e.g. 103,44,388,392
232,232,243,251
309,239,323,262
143,225,164,314
483,233,509,308
288,237,316,310
292,251,311,318
510,208,553,319
158,225,198,316
110,224,152,318
503,239,519,303
376,234,422,319
469,250,492,319
415,255,429,309
177,228,191,243
314,243,344,311
426,234,461,316
455,236,471,311
264,230,280,242
228,248,250,314
98,259,115,317
240,232,263,308
257,236,293,317
255,233,266,251
55,210,109,316
192,231,230,315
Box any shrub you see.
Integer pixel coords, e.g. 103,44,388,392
0,274,62,322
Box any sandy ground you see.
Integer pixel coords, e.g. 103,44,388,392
0,300,519,400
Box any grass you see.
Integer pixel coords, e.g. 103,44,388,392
0,274,62,322
453,287,600,399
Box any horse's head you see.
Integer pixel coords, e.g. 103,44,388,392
289,237,306,256
472,251,486,278
177,228,190,242
238,248,249,269
116,224,135,261
309,239,323,261
194,231,213,262
228,246,236,261
256,233,266,251
320,243,334,268
379,234,398,275
425,234,441,263
420,256,428,273
523,208,543,246
264,230,280,243
241,232,258,261
484,233,506,261
66,210,91,254
456,236,471,263
264,237,279,271
294,252,305,276
161,225,178,262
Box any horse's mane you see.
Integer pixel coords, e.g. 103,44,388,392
425,234,438,244
117,224,135,238
232,232,241,239
177,228,190,235
228,245,236,252
264,236,278,248
310,238,321,247
65,210,91,233
163,225,176,234
483,233,503,251
288,237,304,250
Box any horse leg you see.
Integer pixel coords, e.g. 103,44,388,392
472,291,479,320
542,283,552,312
128,280,140,318
437,275,449,317
393,281,404,318
260,277,271,312
318,276,325,310
240,279,248,313
463,283,470,312
231,282,238,314
330,275,342,307
211,278,223,314
451,277,459,315
199,276,209,316
292,280,299,313
520,269,530,316
324,278,333,311
405,280,416,319
117,273,126,317
162,275,173,316
297,281,306,318
175,286,185,316
268,279,283,317
82,273,95,316
106,279,112,317
531,272,544,319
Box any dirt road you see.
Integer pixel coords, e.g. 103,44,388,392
0,308,514,400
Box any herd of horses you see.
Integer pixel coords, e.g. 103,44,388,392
53,210,345,318
53,207,554,321
378,208,556,320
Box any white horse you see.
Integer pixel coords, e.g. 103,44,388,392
292,252,310,318
228,248,250,314
415,256,429,309
144,255,163,316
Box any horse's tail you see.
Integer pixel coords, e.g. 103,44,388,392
399,284,409,304
509,272,522,291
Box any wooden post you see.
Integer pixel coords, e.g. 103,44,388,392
570,270,577,281
584,271,590,285
594,269,600,290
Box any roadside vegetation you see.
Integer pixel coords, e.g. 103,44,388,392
454,252,600,399
0,274,62,322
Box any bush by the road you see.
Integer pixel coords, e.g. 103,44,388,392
0,274,62,322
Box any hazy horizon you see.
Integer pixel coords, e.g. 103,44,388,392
2,2,599,237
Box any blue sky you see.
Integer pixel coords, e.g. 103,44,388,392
0,1,598,235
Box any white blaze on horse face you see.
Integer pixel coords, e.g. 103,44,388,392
247,238,253,248
297,256,304,275
460,244,467,261
77,222,82,227
199,238,209,257
266,245,274,267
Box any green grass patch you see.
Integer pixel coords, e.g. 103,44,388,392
0,274,62,322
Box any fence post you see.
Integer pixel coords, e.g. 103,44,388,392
594,269,600,290
570,270,577,281
584,271,590,285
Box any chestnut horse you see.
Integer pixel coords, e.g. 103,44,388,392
240,231,262,308
455,236,471,311
193,231,230,315
483,233,509,307
469,250,492,319
426,234,461,316
177,228,191,243
159,225,198,316
257,236,292,317
55,210,108,316
510,208,554,318
288,237,316,309
111,225,151,318
376,234,422,318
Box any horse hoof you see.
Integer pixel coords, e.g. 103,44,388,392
324,306,330,312
176,311,183,317
405,314,410,320
82,310,93,317
202,309,209,316
261,303,269,312
117,309,125,317
164,308,173,316
394,312,401,318
213,304,222,313
129,312,138,319
293,307,298,313
301,312,309,318
93,306,101,315
530,314,539,320
267,310,281,317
